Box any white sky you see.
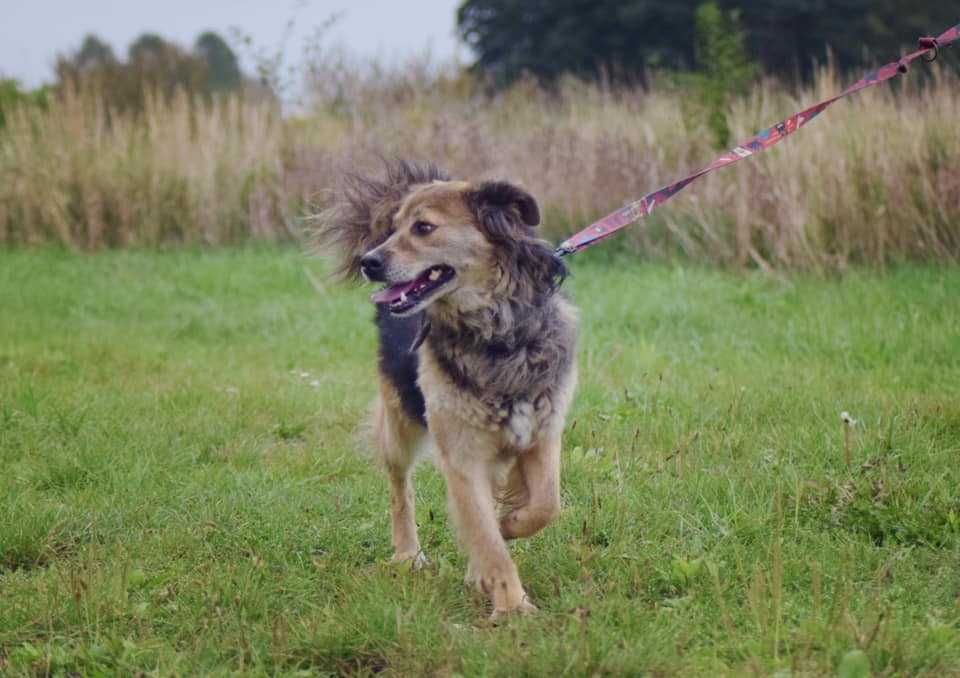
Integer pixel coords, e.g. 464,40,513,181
0,0,465,88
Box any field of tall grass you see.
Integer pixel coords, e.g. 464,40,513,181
2,62,959,268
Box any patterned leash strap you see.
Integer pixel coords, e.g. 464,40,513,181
555,22,960,257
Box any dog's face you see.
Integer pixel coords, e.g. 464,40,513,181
361,180,546,317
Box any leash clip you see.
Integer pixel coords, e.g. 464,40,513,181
919,37,939,63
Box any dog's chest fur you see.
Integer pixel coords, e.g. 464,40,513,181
419,297,577,450
376,293,577,451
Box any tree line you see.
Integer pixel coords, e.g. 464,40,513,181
457,1,958,87
54,31,252,112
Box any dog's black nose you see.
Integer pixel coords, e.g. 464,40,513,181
360,253,385,281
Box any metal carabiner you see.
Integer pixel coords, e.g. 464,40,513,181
919,37,939,63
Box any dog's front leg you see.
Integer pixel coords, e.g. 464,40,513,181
433,422,536,618
500,433,562,540
372,383,427,568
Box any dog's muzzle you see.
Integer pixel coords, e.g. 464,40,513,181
360,252,386,282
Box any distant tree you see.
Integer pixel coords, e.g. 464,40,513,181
733,1,879,78
128,33,170,64
75,34,116,72
126,33,208,100
56,33,216,113
55,33,120,101
685,2,757,148
457,0,958,86
458,0,700,87
194,31,242,92
733,1,959,79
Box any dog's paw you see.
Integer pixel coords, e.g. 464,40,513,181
392,550,429,571
463,562,481,589
490,598,538,622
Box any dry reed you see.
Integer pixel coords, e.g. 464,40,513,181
2,64,959,269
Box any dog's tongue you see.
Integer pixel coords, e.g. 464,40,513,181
370,279,417,304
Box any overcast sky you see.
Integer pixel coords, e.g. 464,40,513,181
1,0,465,88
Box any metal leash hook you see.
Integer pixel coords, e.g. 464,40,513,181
919,37,939,63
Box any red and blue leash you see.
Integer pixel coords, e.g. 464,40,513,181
555,22,960,258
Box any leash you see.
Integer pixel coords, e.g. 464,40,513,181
555,22,960,258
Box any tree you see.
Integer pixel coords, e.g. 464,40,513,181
688,2,756,148
456,0,958,86
75,34,116,72
731,0,958,79
128,33,169,64
126,34,209,105
56,33,213,113
457,0,700,87
194,31,242,92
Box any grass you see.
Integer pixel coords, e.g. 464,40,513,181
1,247,959,675
3,60,960,268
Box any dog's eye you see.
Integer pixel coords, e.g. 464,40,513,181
412,221,436,236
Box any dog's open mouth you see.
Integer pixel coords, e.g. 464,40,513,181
370,265,456,314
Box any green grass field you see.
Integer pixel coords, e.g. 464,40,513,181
1,248,959,676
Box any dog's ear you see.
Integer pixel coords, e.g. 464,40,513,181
468,181,565,297
469,181,541,242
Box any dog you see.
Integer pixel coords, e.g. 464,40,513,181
313,160,577,618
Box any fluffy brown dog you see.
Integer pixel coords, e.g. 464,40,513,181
314,160,577,618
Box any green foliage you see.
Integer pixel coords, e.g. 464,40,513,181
1,249,959,674
838,649,872,678
682,2,757,148
0,79,49,130
128,33,169,63
733,1,958,81
668,555,705,592
55,31,244,114
195,31,242,92
458,0,700,87
74,34,116,71
457,0,958,86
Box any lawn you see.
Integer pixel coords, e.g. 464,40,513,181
1,248,959,676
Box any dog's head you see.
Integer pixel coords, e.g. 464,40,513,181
361,179,565,317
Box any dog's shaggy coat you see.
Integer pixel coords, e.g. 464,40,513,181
314,160,577,617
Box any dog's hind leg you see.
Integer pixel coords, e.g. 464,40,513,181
372,381,427,568
499,433,562,540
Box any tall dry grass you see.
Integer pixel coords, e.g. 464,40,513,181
2,63,959,268
0,85,288,248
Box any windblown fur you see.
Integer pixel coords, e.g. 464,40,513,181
310,159,450,280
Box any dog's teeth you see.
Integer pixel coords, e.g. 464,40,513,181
429,269,441,281
400,292,407,303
